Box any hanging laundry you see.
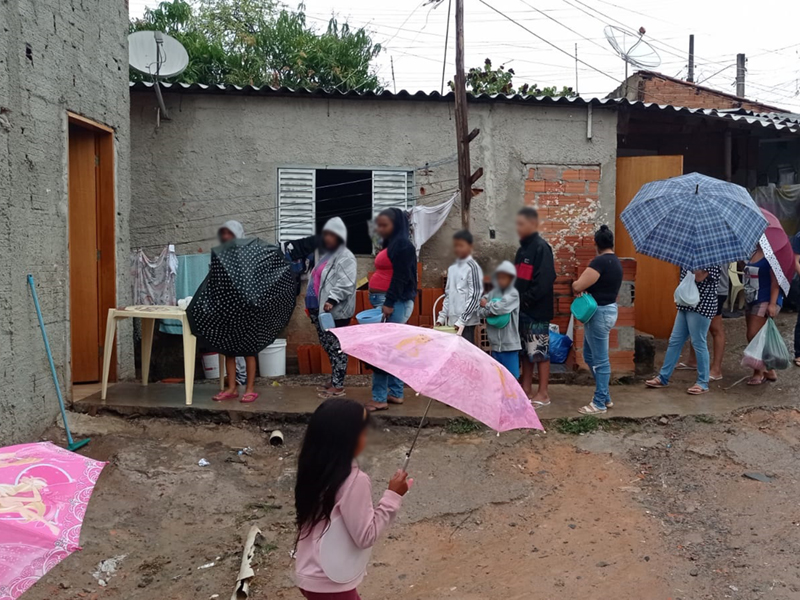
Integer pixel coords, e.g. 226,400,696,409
130,245,178,306
409,191,458,256
160,253,211,334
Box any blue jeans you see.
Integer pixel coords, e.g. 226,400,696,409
659,309,712,389
492,351,520,379
582,304,618,408
369,293,415,403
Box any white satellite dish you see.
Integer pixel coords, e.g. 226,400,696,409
605,25,661,98
129,30,189,78
129,30,189,122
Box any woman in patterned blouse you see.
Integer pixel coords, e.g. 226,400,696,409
645,266,722,395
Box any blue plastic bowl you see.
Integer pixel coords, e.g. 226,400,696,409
356,308,383,324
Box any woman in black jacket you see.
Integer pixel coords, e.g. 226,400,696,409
365,208,418,411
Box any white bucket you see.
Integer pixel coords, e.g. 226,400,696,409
201,353,220,379
258,339,287,378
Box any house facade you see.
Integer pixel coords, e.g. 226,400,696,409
0,0,132,444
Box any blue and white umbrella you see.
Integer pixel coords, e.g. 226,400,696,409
620,172,767,270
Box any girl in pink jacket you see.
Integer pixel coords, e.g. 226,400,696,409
295,398,410,599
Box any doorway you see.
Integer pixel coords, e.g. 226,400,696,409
615,155,683,339
68,113,116,383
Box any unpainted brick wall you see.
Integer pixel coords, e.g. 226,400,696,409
524,164,636,374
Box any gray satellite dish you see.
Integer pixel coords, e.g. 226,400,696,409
605,25,661,98
129,30,189,122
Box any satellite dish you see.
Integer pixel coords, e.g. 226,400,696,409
605,26,661,69
129,30,189,123
129,30,189,78
605,25,661,99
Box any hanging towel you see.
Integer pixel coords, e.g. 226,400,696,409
161,253,212,334
409,191,458,256
131,245,178,306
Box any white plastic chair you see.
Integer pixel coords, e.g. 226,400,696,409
727,262,746,310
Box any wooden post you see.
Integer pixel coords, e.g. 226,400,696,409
453,0,472,229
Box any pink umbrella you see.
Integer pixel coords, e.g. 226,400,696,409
759,208,794,296
333,323,542,454
0,442,106,600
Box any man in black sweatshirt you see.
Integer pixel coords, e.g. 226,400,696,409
515,207,557,406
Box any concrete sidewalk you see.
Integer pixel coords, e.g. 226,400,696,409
74,375,798,426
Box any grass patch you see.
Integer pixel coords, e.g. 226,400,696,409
554,416,606,435
694,414,715,424
445,417,482,434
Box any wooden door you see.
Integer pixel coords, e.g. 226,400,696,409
69,125,101,382
615,156,684,338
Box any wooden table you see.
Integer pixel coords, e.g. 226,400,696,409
101,305,197,405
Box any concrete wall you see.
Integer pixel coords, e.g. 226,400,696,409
0,0,131,445
129,91,617,360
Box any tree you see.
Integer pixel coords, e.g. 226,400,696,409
129,0,383,92
451,58,575,98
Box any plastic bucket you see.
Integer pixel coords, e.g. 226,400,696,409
201,353,220,379
258,339,287,377
356,308,383,324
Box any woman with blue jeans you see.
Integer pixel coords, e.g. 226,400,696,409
647,265,721,395
571,226,623,415
365,208,417,412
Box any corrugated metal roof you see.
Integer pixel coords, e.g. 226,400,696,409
129,81,800,135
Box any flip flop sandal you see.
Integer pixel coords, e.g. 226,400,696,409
318,389,346,399
365,403,389,412
645,378,667,388
747,376,766,386
709,375,723,381
687,386,709,395
532,399,551,407
241,392,259,403
213,391,239,402
606,401,614,408
387,396,405,405
676,363,696,371
578,403,607,415
316,385,333,392
794,358,800,367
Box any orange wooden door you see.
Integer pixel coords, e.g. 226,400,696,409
69,125,101,382
615,156,684,338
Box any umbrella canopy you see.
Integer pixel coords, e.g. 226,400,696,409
620,172,767,270
758,208,793,296
187,238,296,356
0,442,106,600
332,323,543,432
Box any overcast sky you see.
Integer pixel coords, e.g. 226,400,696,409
128,0,800,112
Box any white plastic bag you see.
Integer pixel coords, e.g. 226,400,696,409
674,272,700,308
741,322,768,371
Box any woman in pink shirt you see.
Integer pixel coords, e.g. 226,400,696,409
295,398,410,599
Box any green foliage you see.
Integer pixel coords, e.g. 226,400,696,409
445,417,482,434
129,0,382,91
451,58,575,98
694,414,715,424
554,416,606,435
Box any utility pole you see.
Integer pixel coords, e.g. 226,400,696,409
574,43,579,94
453,0,482,229
687,35,695,83
736,53,746,98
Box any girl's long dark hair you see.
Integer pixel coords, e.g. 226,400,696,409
295,398,369,539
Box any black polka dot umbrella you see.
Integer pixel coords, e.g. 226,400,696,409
187,238,296,356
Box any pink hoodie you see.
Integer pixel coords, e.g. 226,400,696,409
295,464,403,593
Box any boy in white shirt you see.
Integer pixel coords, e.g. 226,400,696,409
437,230,484,344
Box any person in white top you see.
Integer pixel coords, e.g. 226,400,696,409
436,230,484,345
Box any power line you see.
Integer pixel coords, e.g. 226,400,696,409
476,0,619,83
440,0,453,94
515,0,612,56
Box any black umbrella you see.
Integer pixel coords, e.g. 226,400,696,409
187,238,296,356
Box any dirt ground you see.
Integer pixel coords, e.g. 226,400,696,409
22,399,800,600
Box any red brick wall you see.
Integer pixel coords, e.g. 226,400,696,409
524,164,636,374
637,75,778,112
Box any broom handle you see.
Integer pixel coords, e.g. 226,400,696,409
27,274,75,446
402,397,433,471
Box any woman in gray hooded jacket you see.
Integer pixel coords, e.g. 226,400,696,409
304,217,358,398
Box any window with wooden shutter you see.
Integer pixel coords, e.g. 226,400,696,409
372,170,410,218
277,168,316,243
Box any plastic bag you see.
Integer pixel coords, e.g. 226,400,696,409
674,272,700,308
742,318,791,371
549,316,574,364
763,318,791,370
